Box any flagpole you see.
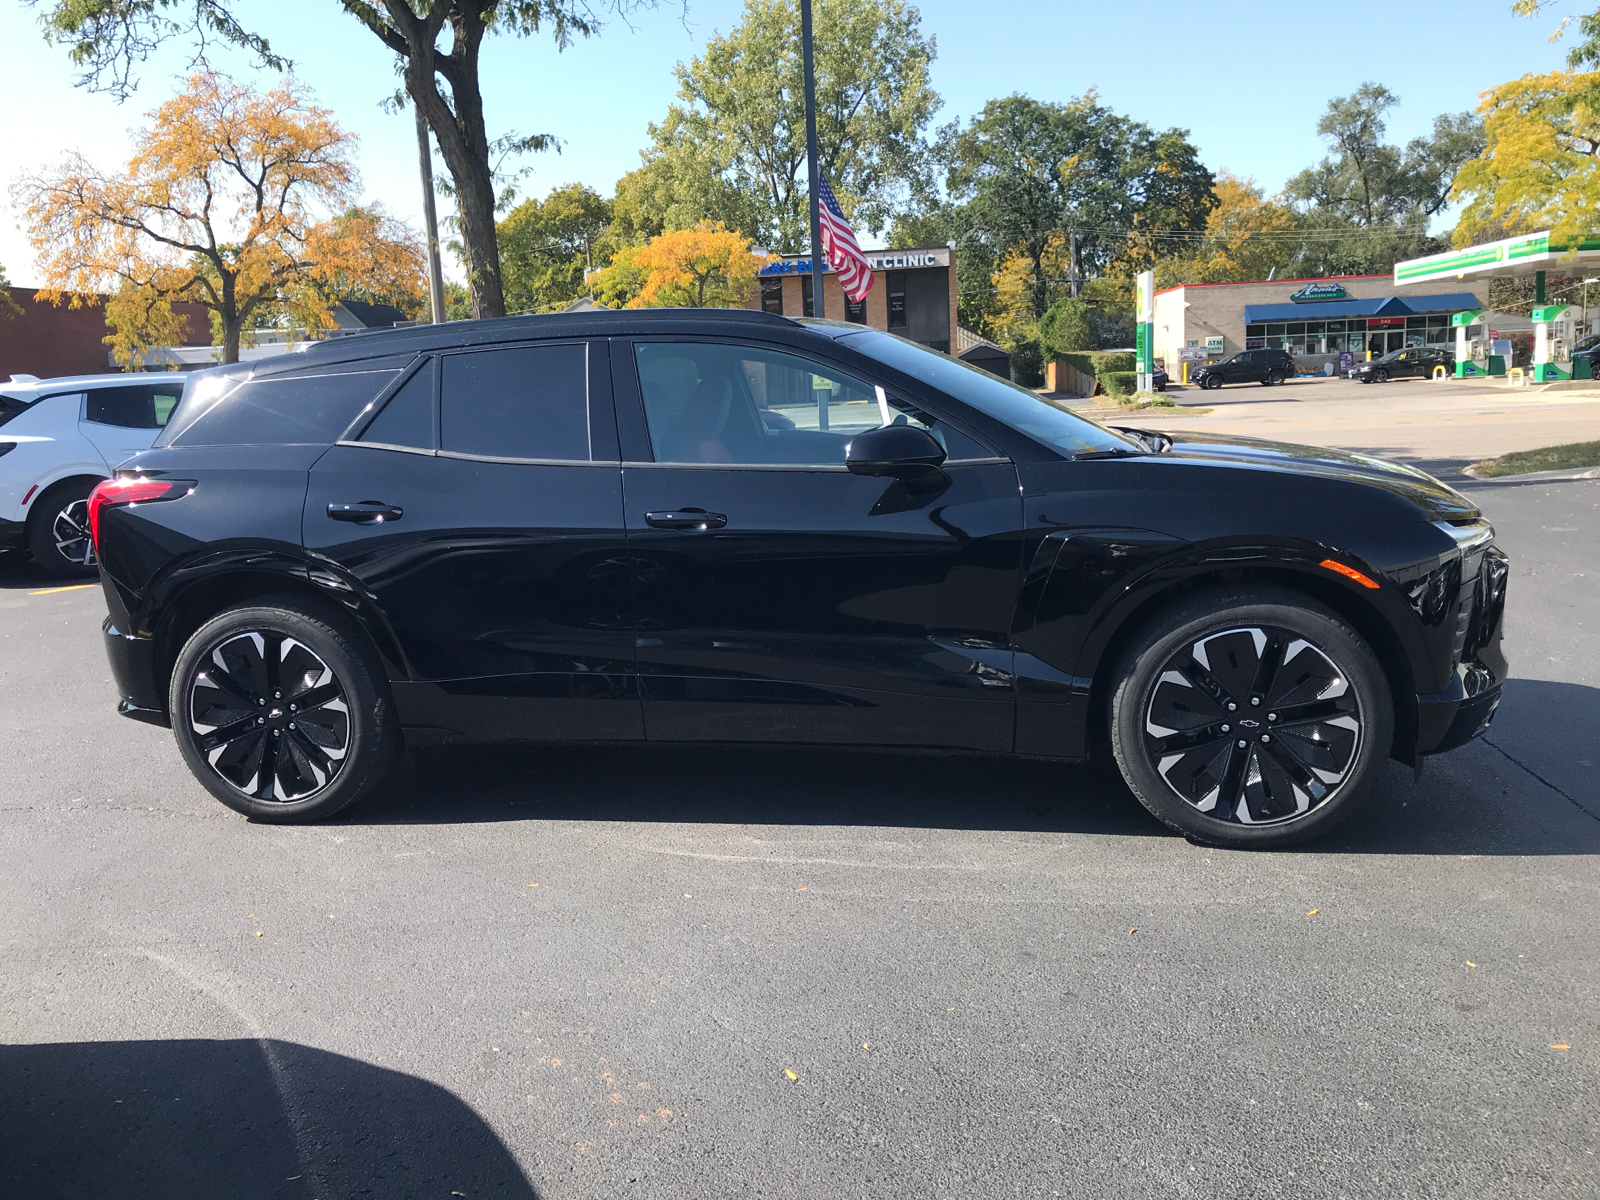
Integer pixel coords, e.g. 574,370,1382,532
801,0,825,321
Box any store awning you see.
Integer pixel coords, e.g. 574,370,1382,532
1243,292,1483,323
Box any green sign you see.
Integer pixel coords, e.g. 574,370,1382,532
1289,282,1348,302
1449,309,1482,327
1135,324,1153,375
1531,304,1572,323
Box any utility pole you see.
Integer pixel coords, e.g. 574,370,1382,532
1068,230,1080,299
416,108,447,324
801,0,825,321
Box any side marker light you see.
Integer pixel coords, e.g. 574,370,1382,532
1319,558,1380,589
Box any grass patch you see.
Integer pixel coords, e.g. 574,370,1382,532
1468,440,1600,477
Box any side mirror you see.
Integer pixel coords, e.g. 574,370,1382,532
845,424,947,485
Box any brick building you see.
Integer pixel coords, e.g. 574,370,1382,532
0,288,211,379
743,247,957,354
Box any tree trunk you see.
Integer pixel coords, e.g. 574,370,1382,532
400,7,505,320
219,275,241,365
220,315,242,365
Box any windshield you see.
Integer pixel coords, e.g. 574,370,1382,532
836,329,1138,457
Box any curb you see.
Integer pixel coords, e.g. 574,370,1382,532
1460,464,1600,482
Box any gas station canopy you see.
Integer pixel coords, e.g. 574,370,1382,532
1394,230,1600,286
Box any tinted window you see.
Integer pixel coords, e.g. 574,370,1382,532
840,329,1136,457
163,362,404,447
0,394,30,429
440,343,590,461
634,342,992,466
358,360,435,450
85,384,183,428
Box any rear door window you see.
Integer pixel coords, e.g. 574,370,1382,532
84,384,184,428
440,343,590,461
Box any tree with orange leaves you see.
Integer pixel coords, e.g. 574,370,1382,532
597,221,773,309
17,72,423,366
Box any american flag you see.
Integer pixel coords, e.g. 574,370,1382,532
817,175,873,305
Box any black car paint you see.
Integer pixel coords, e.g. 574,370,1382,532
94,310,1506,769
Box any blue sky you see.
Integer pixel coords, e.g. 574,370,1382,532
0,0,1576,287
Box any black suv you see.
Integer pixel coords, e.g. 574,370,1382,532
1192,348,1297,389
1349,347,1454,383
90,310,1507,848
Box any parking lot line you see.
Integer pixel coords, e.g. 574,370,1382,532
28,583,99,596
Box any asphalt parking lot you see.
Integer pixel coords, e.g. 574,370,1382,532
2,477,1597,1200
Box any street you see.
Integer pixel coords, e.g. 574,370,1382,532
2,465,1596,1198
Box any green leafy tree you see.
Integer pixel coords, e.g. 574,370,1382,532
29,0,664,321
499,183,613,313
618,0,940,251
0,264,23,320
938,92,1215,336
1037,296,1090,358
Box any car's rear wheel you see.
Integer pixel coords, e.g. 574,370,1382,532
1109,589,1393,848
26,478,100,577
168,597,400,822
1262,370,1284,386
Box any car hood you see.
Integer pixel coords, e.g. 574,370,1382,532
1138,429,1478,518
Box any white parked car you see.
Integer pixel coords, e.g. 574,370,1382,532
0,372,187,575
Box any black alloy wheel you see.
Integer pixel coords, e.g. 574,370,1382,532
1109,589,1393,848
1375,368,1389,383
169,598,400,821
1203,374,1223,390
26,478,99,577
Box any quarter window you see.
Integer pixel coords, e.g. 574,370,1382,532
633,342,991,466
359,359,435,450
85,384,183,428
440,343,590,461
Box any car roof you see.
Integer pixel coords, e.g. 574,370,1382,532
0,371,189,402
282,307,803,370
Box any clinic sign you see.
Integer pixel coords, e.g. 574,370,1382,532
759,247,950,276
1289,282,1348,302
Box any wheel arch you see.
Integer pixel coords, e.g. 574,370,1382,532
1079,559,1423,766
22,471,107,525
145,556,408,714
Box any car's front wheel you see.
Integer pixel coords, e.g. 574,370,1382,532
1203,375,1222,390
26,478,100,577
1375,368,1389,383
168,597,400,822
1109,589,1393,848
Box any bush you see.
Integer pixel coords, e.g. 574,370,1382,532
1039,297,1092,358
1057,350,1135,380
1010,339,1044,387
1100,370,1137,397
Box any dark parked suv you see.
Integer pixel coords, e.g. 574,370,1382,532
90,310,1507,847
1192,348,1297,389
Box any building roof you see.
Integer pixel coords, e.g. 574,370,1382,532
336,299,407,328
956,326,1004,354
1242,292,1483,323
1157,273,1390,298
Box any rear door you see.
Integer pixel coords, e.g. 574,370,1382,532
79,382,183,465
304,339,640,742
615,337,1022,750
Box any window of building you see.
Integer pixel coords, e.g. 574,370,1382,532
801,275,814,318
845,292,867,324
886,271,908,329
440,343,589,461
761,277,784,315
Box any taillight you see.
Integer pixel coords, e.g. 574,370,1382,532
87,476,193,551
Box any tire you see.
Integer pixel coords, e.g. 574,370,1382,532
26,478,100,577
1203,375,1222,390
168,596,400,822
1375,369,1389,383
1108,588,1394,849
1262,371,1283,386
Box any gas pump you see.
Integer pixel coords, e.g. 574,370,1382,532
1531,303,1575,382
1451,309,1490,377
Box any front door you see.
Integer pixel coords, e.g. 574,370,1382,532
303,340,641,742
615,338,1023,750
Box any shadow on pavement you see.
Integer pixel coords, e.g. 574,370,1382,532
0,549,71,591
0,1038,538,1200
346,715,1600,855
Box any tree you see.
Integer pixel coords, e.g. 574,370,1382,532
618,0,939,251
593,221,771,308
16,72,423,365
1451,70,1600,249
1515,1,1600,70
1286,84,1484,226
31,0,663,321
0,264,23,321
499,183,613,313
1037,296,1090,358
942,93,1215,332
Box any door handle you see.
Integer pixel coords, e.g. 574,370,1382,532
644,509,727,531
328,501,404,524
